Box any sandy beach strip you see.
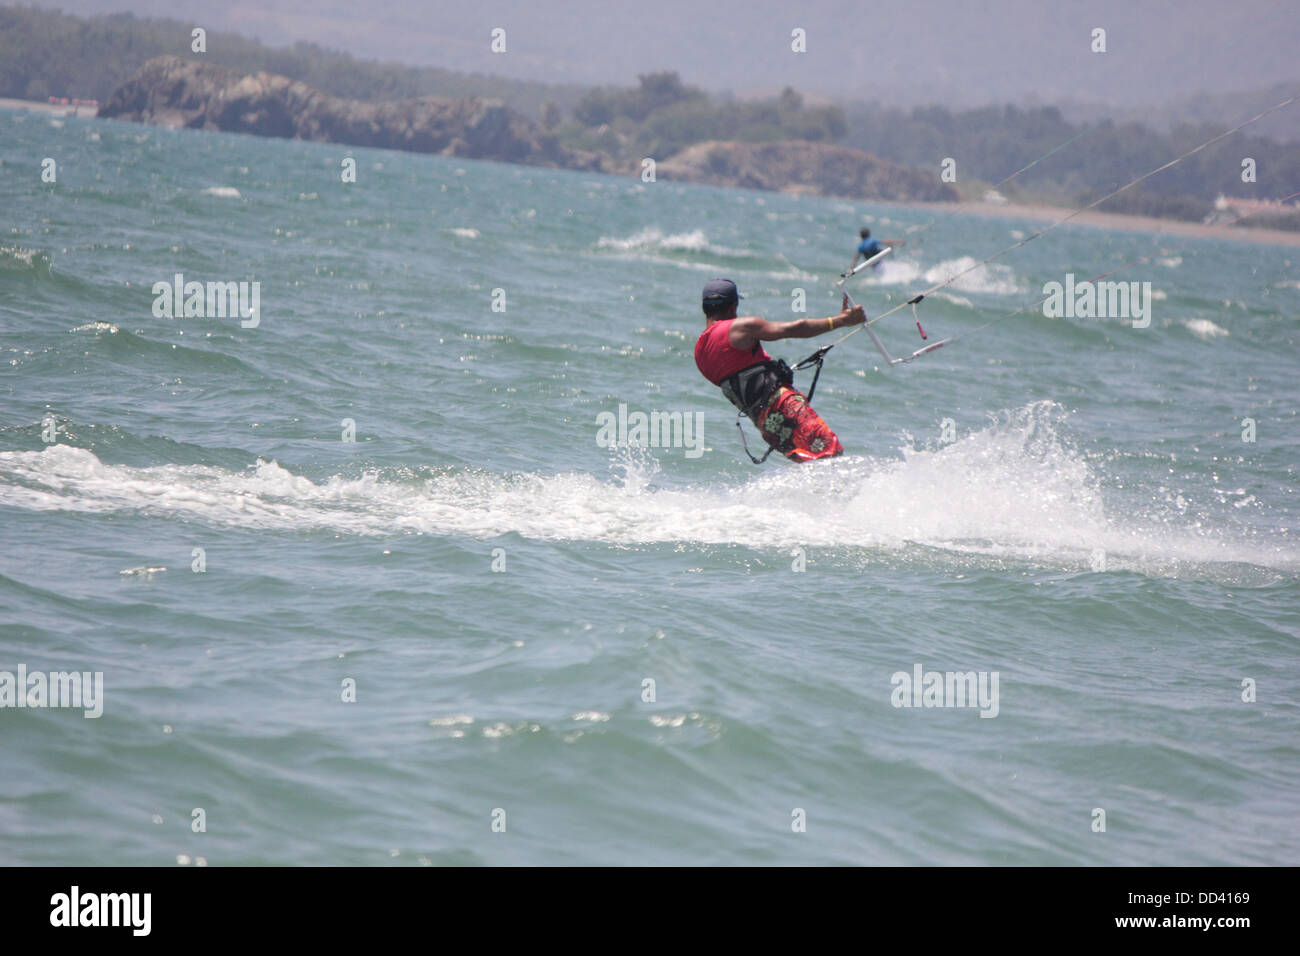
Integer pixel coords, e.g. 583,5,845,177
892,198,1300,248
0,96,97,117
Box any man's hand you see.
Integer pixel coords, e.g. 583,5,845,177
839,296,866,326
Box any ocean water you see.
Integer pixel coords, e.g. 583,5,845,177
2,107,1298,866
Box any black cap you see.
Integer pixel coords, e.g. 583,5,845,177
702,278,743,305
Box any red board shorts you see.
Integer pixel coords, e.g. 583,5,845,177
756,386,844,463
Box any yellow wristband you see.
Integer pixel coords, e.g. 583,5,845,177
828,315,836,330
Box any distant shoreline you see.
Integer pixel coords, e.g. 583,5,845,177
8,91,1296,248
0,96,97,117
894,199,1300,248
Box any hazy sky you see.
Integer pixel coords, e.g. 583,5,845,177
30,0,1300,106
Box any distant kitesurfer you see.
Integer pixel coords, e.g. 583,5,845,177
849,227,904,271
695,278,864,463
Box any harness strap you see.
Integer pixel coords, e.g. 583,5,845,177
793,345,832,403
735,413,777,464
803,356,825,403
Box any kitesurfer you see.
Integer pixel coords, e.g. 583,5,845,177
849,228,905,271
694,278,863,462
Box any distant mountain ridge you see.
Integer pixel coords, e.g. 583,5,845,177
1052,82,1300,144
97,57,956,204
98,55,602,170
10,4,1294,224
4,4,1294,136
0,4,588,119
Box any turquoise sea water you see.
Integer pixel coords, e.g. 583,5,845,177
2,106,1298,865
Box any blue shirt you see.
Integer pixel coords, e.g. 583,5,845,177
857,237,883,257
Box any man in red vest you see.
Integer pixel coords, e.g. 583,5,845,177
694,278,864,462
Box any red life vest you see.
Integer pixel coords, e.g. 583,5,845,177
695,319,793,424
694,319,771,385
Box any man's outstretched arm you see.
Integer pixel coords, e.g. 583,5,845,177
728,298,865,351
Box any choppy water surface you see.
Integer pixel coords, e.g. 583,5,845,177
2,108,1297,864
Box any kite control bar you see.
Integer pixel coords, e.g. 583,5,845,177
834,249,949,367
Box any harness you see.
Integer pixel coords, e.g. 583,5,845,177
720,359,790,422
721,349,831,464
